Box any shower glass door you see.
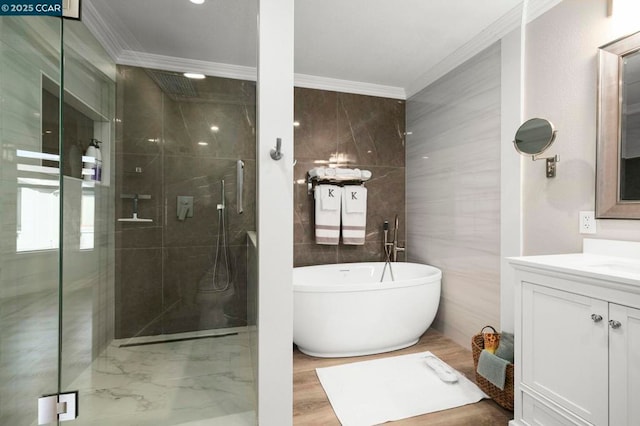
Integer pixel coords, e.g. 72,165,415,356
56,1,259,424
58,15,119,425
0,15,63,426
1,0,264,424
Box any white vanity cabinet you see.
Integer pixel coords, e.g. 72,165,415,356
510,244,640,426
521,283,608,425
609,303,640,426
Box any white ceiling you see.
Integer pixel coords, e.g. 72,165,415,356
85,0,531,98
294,0,521,87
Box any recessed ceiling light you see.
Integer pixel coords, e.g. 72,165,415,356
190,0,205,4
293,121,300,127
184,72,205,79
198,141,208,146
210,125,219,132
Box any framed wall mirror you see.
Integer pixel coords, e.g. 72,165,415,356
597,31,640,219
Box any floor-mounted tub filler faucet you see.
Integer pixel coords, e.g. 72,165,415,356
381,220,395,282
383,215,405,261
381,216,405,281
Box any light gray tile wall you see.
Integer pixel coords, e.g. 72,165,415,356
406,42,501,347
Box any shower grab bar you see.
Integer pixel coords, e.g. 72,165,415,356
237,160,244,214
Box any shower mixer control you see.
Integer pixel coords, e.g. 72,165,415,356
177,196,194,221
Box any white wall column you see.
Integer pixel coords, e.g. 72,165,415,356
500,28,523,334
257,0,294,424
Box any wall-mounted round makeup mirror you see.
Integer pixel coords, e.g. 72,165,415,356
513,118,556,156
513,118,559,178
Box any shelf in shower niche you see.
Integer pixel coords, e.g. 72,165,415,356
120,194,151,199
118,213,153,222
119,194,152,222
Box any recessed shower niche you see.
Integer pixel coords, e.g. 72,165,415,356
17,76,110,253
115,65,256,338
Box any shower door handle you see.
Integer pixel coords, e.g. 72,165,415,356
237,160,244,214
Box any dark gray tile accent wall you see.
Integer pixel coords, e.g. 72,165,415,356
116,75,405,337
293,88,406,267
115,66,256,338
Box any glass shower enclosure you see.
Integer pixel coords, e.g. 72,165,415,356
0,1,261,423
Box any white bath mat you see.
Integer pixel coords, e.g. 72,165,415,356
316,351,487,426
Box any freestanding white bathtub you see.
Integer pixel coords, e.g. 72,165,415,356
293,262,442,357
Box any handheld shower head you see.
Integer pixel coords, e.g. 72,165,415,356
383,220,389,244
393,214,399,244
220,180,225,209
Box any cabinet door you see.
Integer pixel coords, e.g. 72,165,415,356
522,283,608,426
609,303,640,426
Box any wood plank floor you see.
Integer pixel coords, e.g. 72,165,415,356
293,329,513,425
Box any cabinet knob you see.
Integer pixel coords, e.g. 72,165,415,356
609,319,622,329
591,314,603,322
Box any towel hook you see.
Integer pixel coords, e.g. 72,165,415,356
270,137,283,161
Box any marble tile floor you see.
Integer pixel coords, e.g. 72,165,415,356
66,330,256,425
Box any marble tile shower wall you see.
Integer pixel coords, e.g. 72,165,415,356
293,88,406,266
115,66,256,338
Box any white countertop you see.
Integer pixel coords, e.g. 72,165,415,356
508,239,640,287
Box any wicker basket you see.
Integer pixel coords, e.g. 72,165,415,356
471,326,514,411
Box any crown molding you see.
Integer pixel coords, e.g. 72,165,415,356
406,0,562,98
82,0,404,98
294,73,405,99
82,1,128,61
117,50,258,82
83,4,403,98
114,50,406,98
84,0,556,100
406,4,522,97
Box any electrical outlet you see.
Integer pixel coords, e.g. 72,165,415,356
579,211,597,234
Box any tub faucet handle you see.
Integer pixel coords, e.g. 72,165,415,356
393,242,405,262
